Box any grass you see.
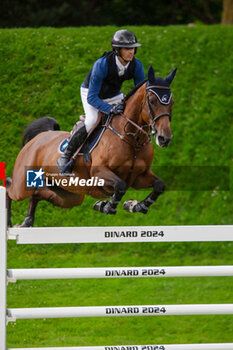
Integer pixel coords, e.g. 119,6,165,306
0,25,232,347
1,25,232,227
7,240,233,346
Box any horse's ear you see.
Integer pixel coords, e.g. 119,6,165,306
147,65,155,83
165,68,177,85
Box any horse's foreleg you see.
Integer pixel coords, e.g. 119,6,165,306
123,170,165,214
92,168,126,215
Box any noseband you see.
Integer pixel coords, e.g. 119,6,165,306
146,85,172,125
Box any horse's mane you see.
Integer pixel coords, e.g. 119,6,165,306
124,79,147,102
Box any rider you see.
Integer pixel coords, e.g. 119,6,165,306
57,29,145,173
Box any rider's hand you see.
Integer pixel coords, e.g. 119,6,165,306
110,101,125,116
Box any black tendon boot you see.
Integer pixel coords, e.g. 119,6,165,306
57,121,87,174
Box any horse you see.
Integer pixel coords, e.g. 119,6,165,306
6,65,177,227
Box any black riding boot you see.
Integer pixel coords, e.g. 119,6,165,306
57,121,87,174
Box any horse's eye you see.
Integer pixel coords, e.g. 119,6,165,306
149,98,156,105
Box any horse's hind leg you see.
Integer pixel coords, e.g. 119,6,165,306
16,193,40,227
16,187,84,227
6,177,12,227
6,177,36,227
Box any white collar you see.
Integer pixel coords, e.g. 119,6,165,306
115,56,130,76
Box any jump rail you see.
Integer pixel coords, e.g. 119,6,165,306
7,225,233,244
0,187,233,350
6,304,233,322
7,344,233,350
7,265,233,282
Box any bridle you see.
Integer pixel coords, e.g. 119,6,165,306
106,83,172,148
146,85,172,133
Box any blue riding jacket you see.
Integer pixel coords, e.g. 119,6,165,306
81,51,145,115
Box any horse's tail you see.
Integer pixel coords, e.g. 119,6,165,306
21,116,60,147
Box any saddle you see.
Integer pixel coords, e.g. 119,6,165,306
59,113,110,163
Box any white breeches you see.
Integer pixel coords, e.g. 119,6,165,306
80,87,123,132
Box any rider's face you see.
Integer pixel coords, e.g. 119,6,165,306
119,47,135,64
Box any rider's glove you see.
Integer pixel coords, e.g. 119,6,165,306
110,101,125,116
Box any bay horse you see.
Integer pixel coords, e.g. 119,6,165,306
6,66,177,227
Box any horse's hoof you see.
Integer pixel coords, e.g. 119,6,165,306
14,216,33,228
20,216,34,227
123,200,148,214
14,223,33,228
93,200,108,212
102,202,116,215
14,224,33,228
123,199,139,213
93,200,116,215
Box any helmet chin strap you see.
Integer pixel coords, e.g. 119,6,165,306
115,48,130,64
121,56,130,64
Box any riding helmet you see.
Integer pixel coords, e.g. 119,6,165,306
111,29,141,52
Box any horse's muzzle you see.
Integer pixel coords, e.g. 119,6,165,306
157,134,172,147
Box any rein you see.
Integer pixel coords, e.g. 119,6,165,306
121,114,149,138
106,115,150,151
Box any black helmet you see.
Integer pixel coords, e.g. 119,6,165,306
111,29,141,49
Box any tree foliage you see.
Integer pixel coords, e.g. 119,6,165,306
0,0,223,27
